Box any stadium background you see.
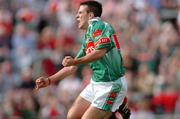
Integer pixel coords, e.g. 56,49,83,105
0,0,179,119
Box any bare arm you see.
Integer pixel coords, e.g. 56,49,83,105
49,66,78,83
35,48,107,90
34,66,77,90
63,48,107,67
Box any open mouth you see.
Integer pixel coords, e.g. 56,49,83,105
76,19,80,24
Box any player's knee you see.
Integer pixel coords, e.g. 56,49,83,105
67,111,74,119
67,110,79,119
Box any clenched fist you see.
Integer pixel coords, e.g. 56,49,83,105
34,77,51,91
62,56,75,67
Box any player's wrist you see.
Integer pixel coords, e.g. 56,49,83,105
46,77,51,85
73,58,80,65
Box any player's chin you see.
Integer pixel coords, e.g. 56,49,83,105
79,24,86,30
78,24,83,29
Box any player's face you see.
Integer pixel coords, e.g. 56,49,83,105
76,5,91,30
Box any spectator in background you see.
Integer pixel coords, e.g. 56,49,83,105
57,72,82,115
39,94,64,119
19,68,35,89
2,89,37,119
11,23,38,71
135,63,155,95
0,59,19,94
0,7,13,48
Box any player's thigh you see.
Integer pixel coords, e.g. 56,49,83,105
82,106,112,119
67,95,91,119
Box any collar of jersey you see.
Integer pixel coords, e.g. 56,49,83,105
88,17,101,24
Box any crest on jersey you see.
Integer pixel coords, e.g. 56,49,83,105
86,41,95,54
95,37,110,46
93,30,102,38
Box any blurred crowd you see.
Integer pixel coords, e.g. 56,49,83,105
0,0,179,119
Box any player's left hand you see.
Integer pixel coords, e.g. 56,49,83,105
62,56,75,67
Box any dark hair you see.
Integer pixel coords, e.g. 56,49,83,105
80,0,102,17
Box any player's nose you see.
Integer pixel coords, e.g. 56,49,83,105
76,13,79,19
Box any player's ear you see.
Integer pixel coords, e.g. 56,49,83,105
88,12,95,19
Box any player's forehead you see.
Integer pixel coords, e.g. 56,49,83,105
77,5,89,13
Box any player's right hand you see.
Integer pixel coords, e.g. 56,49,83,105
34,77,51,91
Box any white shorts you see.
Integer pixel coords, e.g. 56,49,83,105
80,76,128,112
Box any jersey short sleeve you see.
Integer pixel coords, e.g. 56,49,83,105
89,20,116,51
76,39,86,59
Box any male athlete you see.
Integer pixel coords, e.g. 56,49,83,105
35,1,130,119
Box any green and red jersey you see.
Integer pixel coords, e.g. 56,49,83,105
76,18,125,82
